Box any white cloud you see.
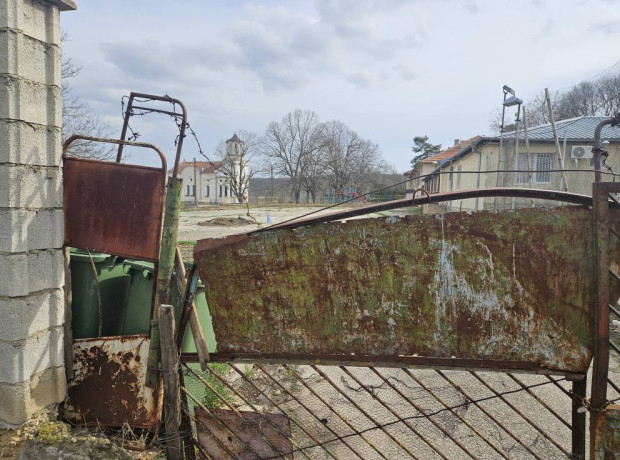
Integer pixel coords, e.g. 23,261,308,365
60,0,620,173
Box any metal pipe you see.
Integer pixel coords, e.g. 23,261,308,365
253,187,596,234
593,115,620,182
475,144,482,211
470,371,570,456
284,364,390,459
400,369,509,459
147,178,183,386
309,365,408,459
506,373,572,431
220,365,338,459
436,370,544,459
571,378,587,459
253,364,363,459
117,92,188,177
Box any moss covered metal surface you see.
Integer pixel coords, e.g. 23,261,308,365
594,405,620,459
195,206,603,373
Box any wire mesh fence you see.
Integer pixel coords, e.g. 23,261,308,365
179,362,597,459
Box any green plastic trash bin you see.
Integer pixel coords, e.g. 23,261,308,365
69,249,131,339
120,260,156,335
180,280,217,353
117,259,217,352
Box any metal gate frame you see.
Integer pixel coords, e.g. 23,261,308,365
179,115,620,459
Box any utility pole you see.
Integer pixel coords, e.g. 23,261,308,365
193,157,198,207
544,88,569,191
270,164,274,203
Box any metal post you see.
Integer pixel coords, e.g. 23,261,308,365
148,178,183,385
591,181,611,457
193,157,198,207
159,304,183,460
544,88,569,191
572,377,587,459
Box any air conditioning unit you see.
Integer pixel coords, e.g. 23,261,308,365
570,145,593,160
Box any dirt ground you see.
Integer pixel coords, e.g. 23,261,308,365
178,205,355,242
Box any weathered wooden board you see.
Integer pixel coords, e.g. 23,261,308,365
194,206,617,373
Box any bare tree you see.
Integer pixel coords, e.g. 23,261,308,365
301,147,326,203
261,110,323,203
321,120,383,196
61,33,115,160
212,130,260,203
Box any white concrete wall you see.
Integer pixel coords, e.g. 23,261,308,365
0,0,75,427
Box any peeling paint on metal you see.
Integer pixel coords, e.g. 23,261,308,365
194,206,620,374
63,334,158,429
594,405,620,459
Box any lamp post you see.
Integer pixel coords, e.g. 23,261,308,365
494,86,522,208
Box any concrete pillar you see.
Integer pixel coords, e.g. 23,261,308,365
0,0,76,428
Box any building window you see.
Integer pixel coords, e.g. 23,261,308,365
516,153,530,184
225,186,228,197
219,185,222,197
516,153,552,184
206,185,210,197
186,185,191,196
186,185,195,196
535,153,552,183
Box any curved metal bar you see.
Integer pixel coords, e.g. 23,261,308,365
62,134,167,173
592,115,620,182
117,92,187,178
253,187,595,234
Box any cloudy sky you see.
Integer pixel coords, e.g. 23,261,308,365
61,0,620,173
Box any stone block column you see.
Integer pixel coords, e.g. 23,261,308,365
0,0,76,428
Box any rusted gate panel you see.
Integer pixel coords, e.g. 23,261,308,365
195,407,292,459
63,334,159,429
63,156,165,261
194,206,620,374
594,405,620,458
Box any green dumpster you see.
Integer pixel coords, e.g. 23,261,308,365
170,268,217,353
88,257,217,352
69,249,131,339
180,280,217,353
120,260,156,335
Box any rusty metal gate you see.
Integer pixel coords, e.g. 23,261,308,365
175,116,620,459
180,362,595,459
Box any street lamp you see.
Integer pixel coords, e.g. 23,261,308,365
495,85,523,190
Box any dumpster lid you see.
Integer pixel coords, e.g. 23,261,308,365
69,247,112,263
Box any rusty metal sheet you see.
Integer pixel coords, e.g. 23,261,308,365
63,156,165,261
195,407,292,459
63,334,159,429
593,405,620,458
194,206,620,374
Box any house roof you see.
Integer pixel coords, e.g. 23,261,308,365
502,116,620,142
421,136,481,165
170,160,221,174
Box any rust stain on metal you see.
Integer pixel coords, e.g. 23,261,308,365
594,405,620,458
63,156,165,261
195,206,620,374
63,335,158,429
195,407,292,459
